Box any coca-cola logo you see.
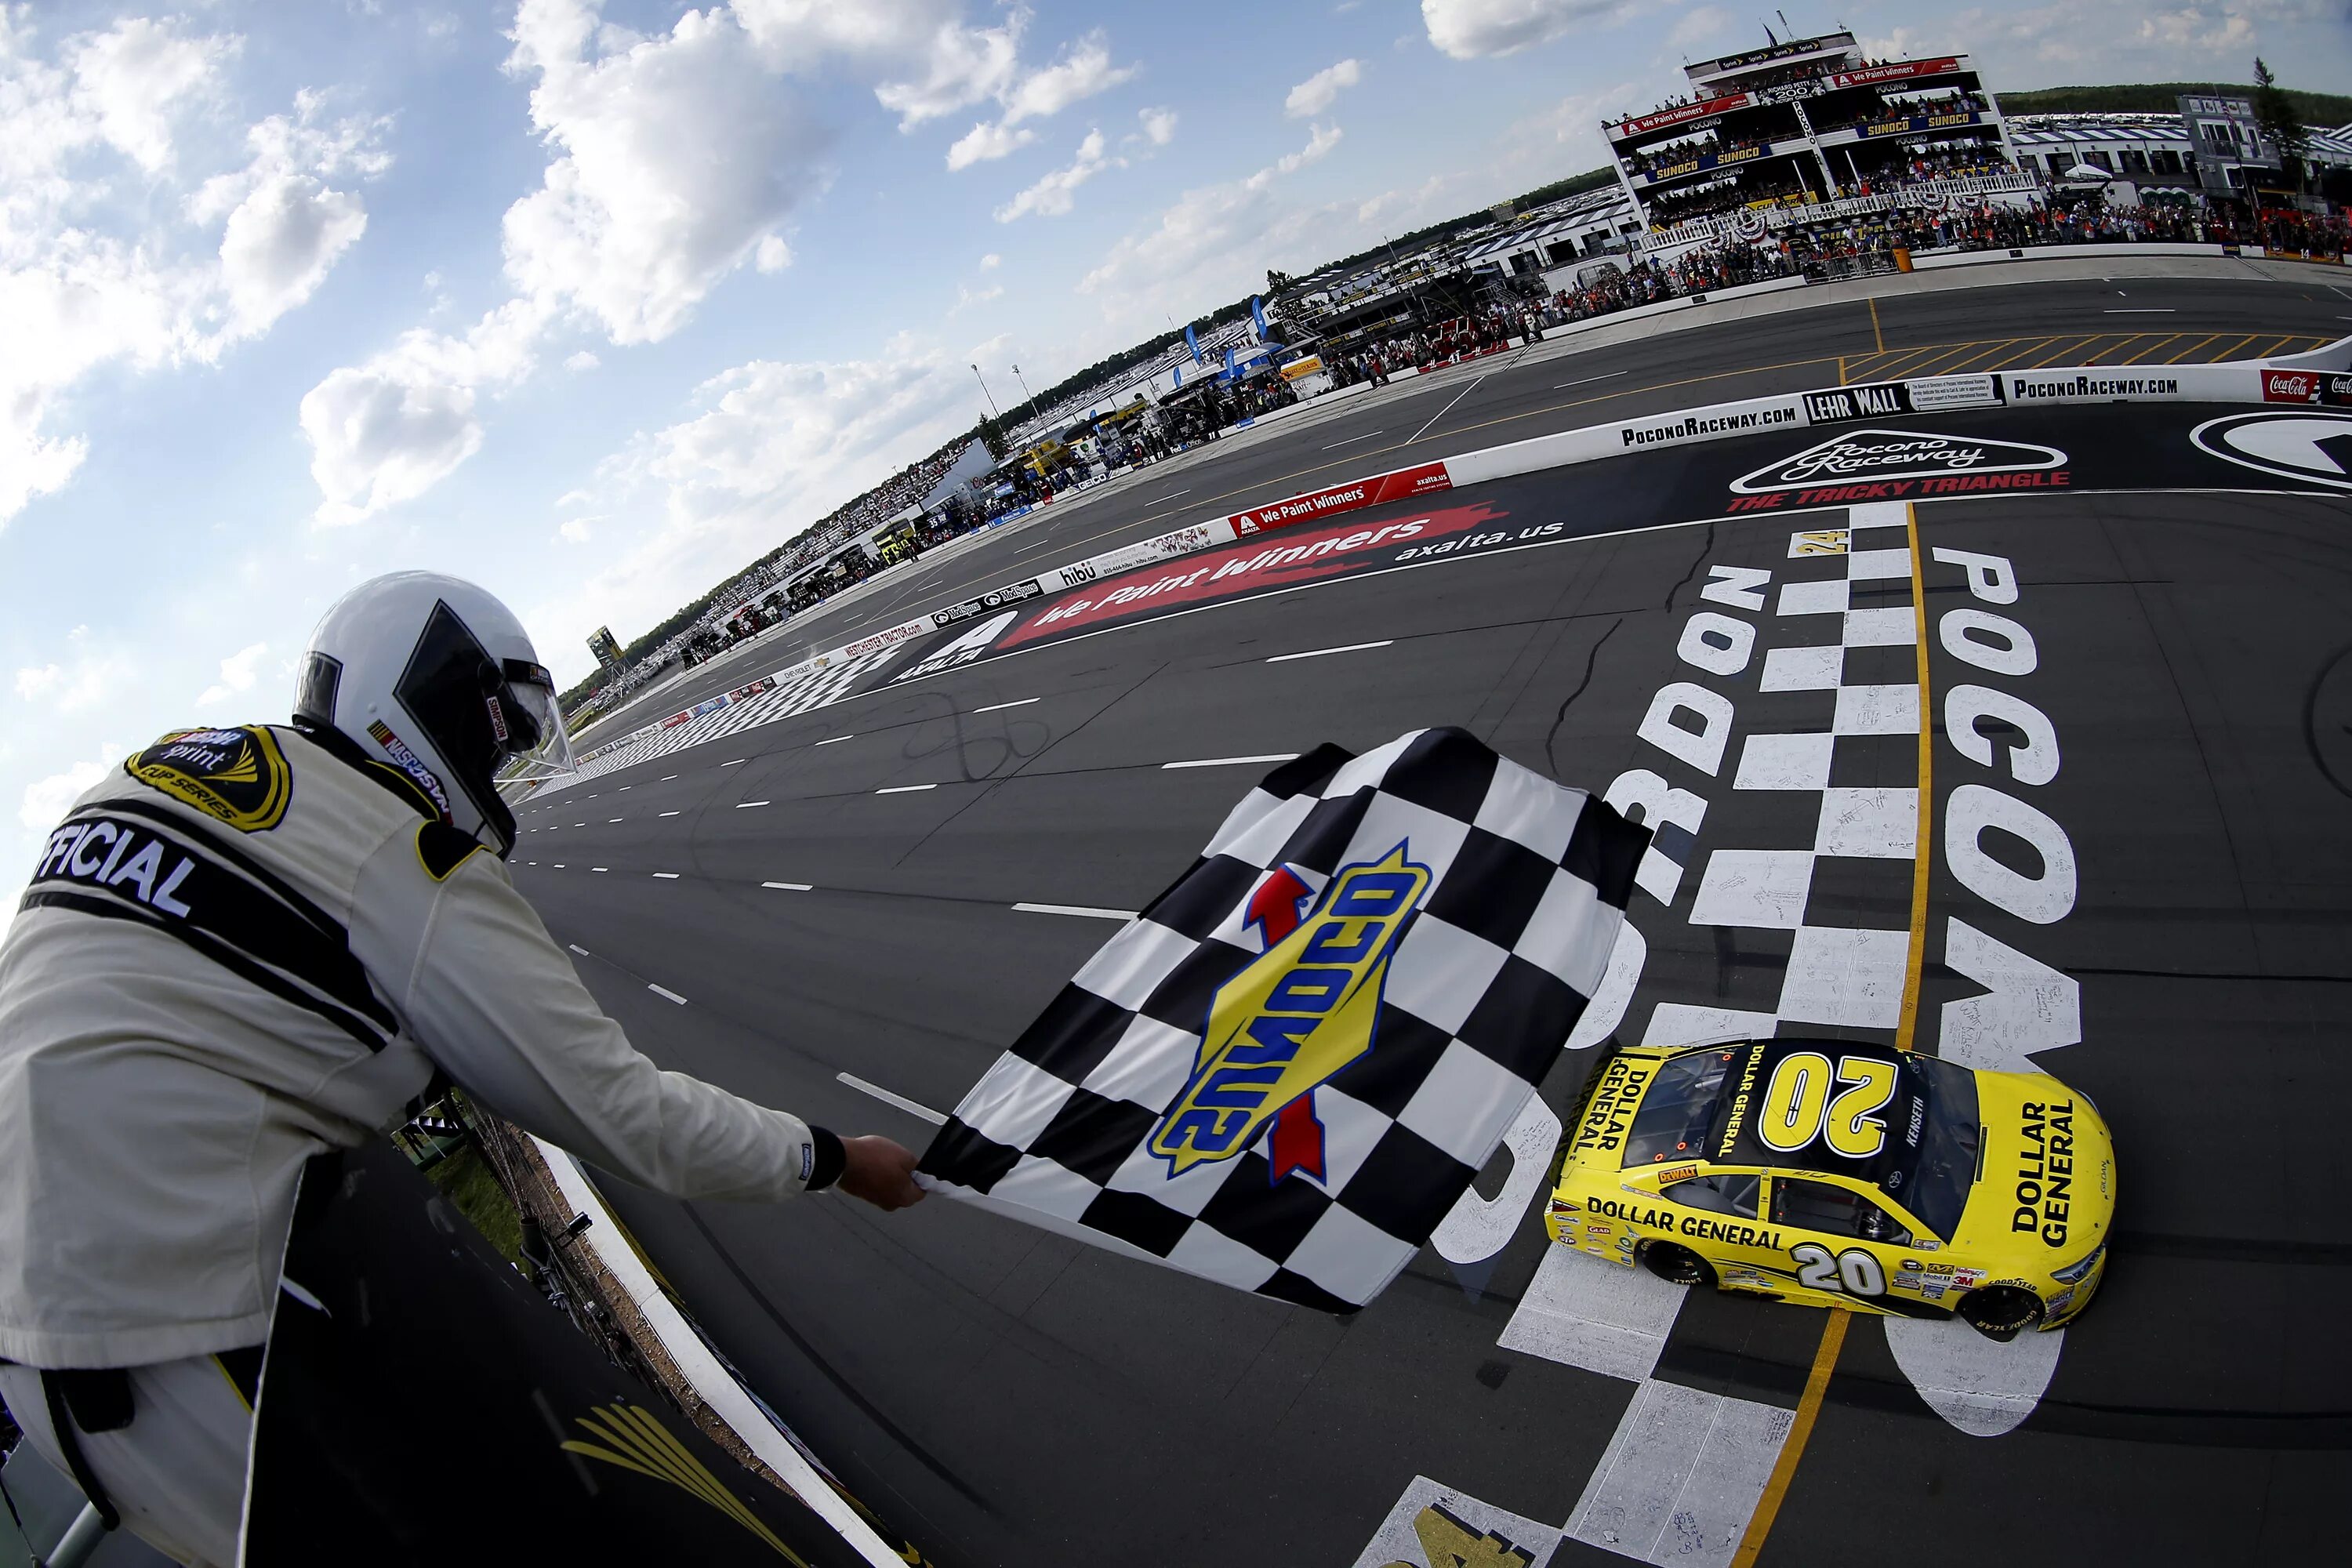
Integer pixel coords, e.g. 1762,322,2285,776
1731,429,2069,493
2263,369,2318,403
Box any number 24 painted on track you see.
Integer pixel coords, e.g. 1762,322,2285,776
1757,1051,1899,1159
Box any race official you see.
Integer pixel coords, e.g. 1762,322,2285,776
0,572,924,1566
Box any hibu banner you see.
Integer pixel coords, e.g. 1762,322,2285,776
916,729,1649,1311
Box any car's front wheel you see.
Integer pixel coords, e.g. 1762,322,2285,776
1641,1242,1716,1288
1956,1285,2045,1341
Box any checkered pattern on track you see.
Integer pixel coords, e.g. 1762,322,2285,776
534,648,898,798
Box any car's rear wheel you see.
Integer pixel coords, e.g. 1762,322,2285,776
1956,1285,2045,1342
1641,1242,1716,1288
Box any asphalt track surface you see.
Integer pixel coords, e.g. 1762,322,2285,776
577,263,2352,746
514,276,2352,1567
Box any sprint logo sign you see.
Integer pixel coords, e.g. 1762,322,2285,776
1150,845,1430,1183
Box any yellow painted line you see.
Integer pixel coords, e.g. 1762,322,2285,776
1980,337,2060,372
1933,339,2024,375
1886,342,1983,377
2120,332,2183,365
1847,343,1946,379
1730,503,1926,1567
1867,296,1885,354
2207,333,2258,361
212,1353,254,1415
2249,334,2296,359
1730,1308,1851,1568
1897,499,1933,1054
2161,332,2221,364
1837,354,1847,385
2090,333,2148,363
2022,335,2099,369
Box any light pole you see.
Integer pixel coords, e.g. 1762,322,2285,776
970,362,1002,419
1011,362,1038,419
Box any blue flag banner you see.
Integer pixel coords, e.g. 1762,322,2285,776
1184,323,1201,363
916,728,1650,1312
1251,296,1269,337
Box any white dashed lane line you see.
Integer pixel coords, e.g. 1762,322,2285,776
1163,753,1299,769
1266,640,1392,663
648,984,688,1006
972,698,1038,713
567,944,588,956
593,867,608,873
1321,430,1382,448
735,800,771,808
660,774,679,781
721,759,745,767
653,872,681,880
815,735,854,746
836,1072,946,1126
876,784,936,794
608,818,623,822
1013,902,1137,921
762,880,813,891
659,811,681,818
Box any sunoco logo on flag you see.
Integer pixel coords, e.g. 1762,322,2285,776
1150,847,1430,1182
916,728,1649,1312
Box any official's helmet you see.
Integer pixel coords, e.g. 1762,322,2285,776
293,572,572,856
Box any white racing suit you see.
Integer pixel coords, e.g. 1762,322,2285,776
0,722,842,1564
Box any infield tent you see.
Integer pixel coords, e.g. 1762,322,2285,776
917,728,1648,1311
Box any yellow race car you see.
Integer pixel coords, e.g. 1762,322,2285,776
1544,1037,2114,1339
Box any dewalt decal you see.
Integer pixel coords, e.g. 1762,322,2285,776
124,726,291,833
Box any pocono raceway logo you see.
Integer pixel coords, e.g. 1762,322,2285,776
2190,410,2352,491
1727,428,2069,504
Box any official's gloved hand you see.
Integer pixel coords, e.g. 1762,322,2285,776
836,1135,926,1210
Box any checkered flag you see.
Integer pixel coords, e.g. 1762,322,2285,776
917,728,1649,1312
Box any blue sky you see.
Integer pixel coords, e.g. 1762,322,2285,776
4,0,2349,886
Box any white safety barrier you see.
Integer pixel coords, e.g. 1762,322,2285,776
532,1138,908,1568
569,336,2352,771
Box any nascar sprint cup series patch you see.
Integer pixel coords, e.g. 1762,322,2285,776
124,726,293,833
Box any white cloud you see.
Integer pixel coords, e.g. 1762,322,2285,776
299,298,546,527
499,0,831,348
13,655,127,714
19,747,124,835
946,119,1038,171
303,1,1142,521
63,16,237,173
1081,124,1347,329
1138,105,1178,145
557,516,595,543
994,129,1118,222
1248,122,1343,191
979,252,1001,269
564,349,600,372
533,339,983,681
0,16,387,528
998,31,1135,125
1420,0,1628,60
2137,6,2258,50
1285,60,1362,118
942,27,1137,172
1668,6,1733,49
951,280,1004,312
194,641,270,710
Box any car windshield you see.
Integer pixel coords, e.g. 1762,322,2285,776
1899,1054,1980,1241
1621,1048,1737,1169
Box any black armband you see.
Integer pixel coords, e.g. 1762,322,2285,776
804,1127,846,1192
